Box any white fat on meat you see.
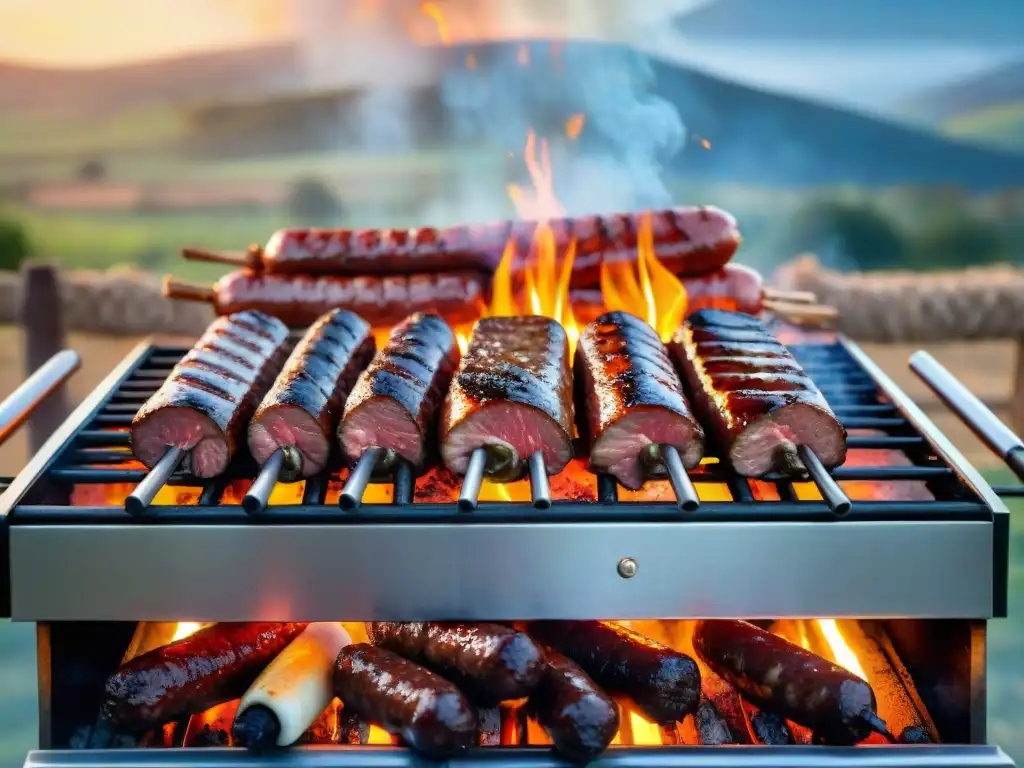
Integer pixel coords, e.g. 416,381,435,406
237,622,352,746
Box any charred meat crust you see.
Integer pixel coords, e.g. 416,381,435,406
528,621,701,724
670,309,847,478
340,313,459,468
131,311,290,476
333,643,478,758
692,620,881,745
102,622,307,731
366,621,544,704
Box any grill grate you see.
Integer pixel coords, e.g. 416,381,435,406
3,339,994,525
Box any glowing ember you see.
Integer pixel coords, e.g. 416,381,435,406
565,113,585,140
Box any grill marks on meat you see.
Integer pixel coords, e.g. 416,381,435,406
671,309,847,478
102,622,307,732
575,311,704,489
131,311,290,478
366,621,543,704
339,313,459,470
334,644,478,758
248,309,374,477
442,316,575,479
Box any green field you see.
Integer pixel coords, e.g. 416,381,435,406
945,102,1024,154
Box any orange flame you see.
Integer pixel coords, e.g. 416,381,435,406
419,1,451,45
817,619,869,681
565,113,585,140
600,212,688,341
172,622,203,641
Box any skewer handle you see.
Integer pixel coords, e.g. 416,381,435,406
181,245,261,269
162,276,216,304
763,287,818,305
528,451,551,510
762,300,838,322
797,445,851,516
340,447,383,510
126,446,186,515
458,448,487,512
910,350,1024,482
662,445,700,512
242,449,285,515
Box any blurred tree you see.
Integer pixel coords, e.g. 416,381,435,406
286,178,344,226
775,200,908,270
0,219,30,272
77,159,106,183
912,215,1007,268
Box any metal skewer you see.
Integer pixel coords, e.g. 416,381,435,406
125,446,186,515
797,445,851,516
662,445,700,512
242,449,286,515
0,349,81,446
340,447,383,511
457,448,488,512
528,452,551,510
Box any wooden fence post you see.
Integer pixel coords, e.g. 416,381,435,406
1011,339,1024,436
18,263,70,454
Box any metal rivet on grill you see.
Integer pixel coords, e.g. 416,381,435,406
617,557,638,579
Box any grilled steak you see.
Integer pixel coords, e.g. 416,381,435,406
441,316,574,480
248,309,374,477
575,311,704,489
339,313,459,471
671,309,847,477
131,311,290,478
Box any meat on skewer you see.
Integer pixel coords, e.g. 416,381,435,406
670,309,848,479
247,309,375,481
180,205,742,289
575,311,704,499
440,316,575,505
162,270,488,329
130,310,290,479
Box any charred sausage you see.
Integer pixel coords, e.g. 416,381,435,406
101,622,307,731
339,313,459,471
131,311,290,478
333,643,478,758
366,622,544,704
575,310,704,488
670,309,847,478
528,647,620,763
528,621,700,724
692,620,890,745
695,698,740,745
441,316,575,481
248,309,375,478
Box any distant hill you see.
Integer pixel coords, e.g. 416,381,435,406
673,0,1024,43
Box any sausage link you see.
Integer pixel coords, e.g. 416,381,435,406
528,621,700,724
366,622,544,704
333,643,478,758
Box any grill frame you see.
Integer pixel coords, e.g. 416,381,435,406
0,335,1010,622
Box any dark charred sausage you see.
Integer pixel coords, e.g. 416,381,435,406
164,270,488,329
339,313,459,471
527,647,620,763
695,698,739,745
441,316,575,481
131,311,291,478
670,309,847,478
570,264,764,324
248,309,374,478
187,207,741,288
528,621,700,724
575,310,704,489
366,622,544,704
692,620,891,745
333,643,478,758
101,622,307,731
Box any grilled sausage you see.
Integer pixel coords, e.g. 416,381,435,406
671,309,847,478
528,621,700,724
441,316,575,481
194,207,740,288
339,313,459,471
131,311,290,478
366,622,544,704
575,311,704,488
528,647,620,763
692,620,890,745
101,622,307,731
248,310,374,478
570,263,764,324
333,643,478,758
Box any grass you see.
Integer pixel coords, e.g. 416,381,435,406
944,102,1024,154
